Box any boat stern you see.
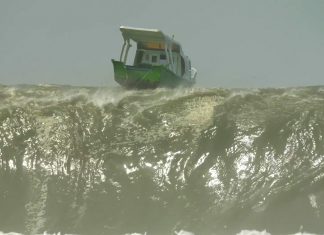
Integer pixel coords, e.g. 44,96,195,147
111,60,161,89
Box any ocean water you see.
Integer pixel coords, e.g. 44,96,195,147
0,84,323,235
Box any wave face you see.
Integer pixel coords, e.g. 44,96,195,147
0,85,324,235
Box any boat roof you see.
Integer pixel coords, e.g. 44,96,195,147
119,26,181,48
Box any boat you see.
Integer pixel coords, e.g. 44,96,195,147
111,26,197,89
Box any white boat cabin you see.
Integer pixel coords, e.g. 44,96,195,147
118,26,197,81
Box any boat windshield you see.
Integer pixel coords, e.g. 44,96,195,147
138,42,180,52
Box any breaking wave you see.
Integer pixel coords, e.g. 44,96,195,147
0,84,324,235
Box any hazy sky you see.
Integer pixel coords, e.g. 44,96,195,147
1,0,323,88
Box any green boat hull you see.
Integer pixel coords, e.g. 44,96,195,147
112,60,194,89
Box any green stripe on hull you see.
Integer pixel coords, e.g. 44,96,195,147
112,60,193,89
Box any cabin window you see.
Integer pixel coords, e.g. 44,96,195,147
152,55,157,63
160,54,166,60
